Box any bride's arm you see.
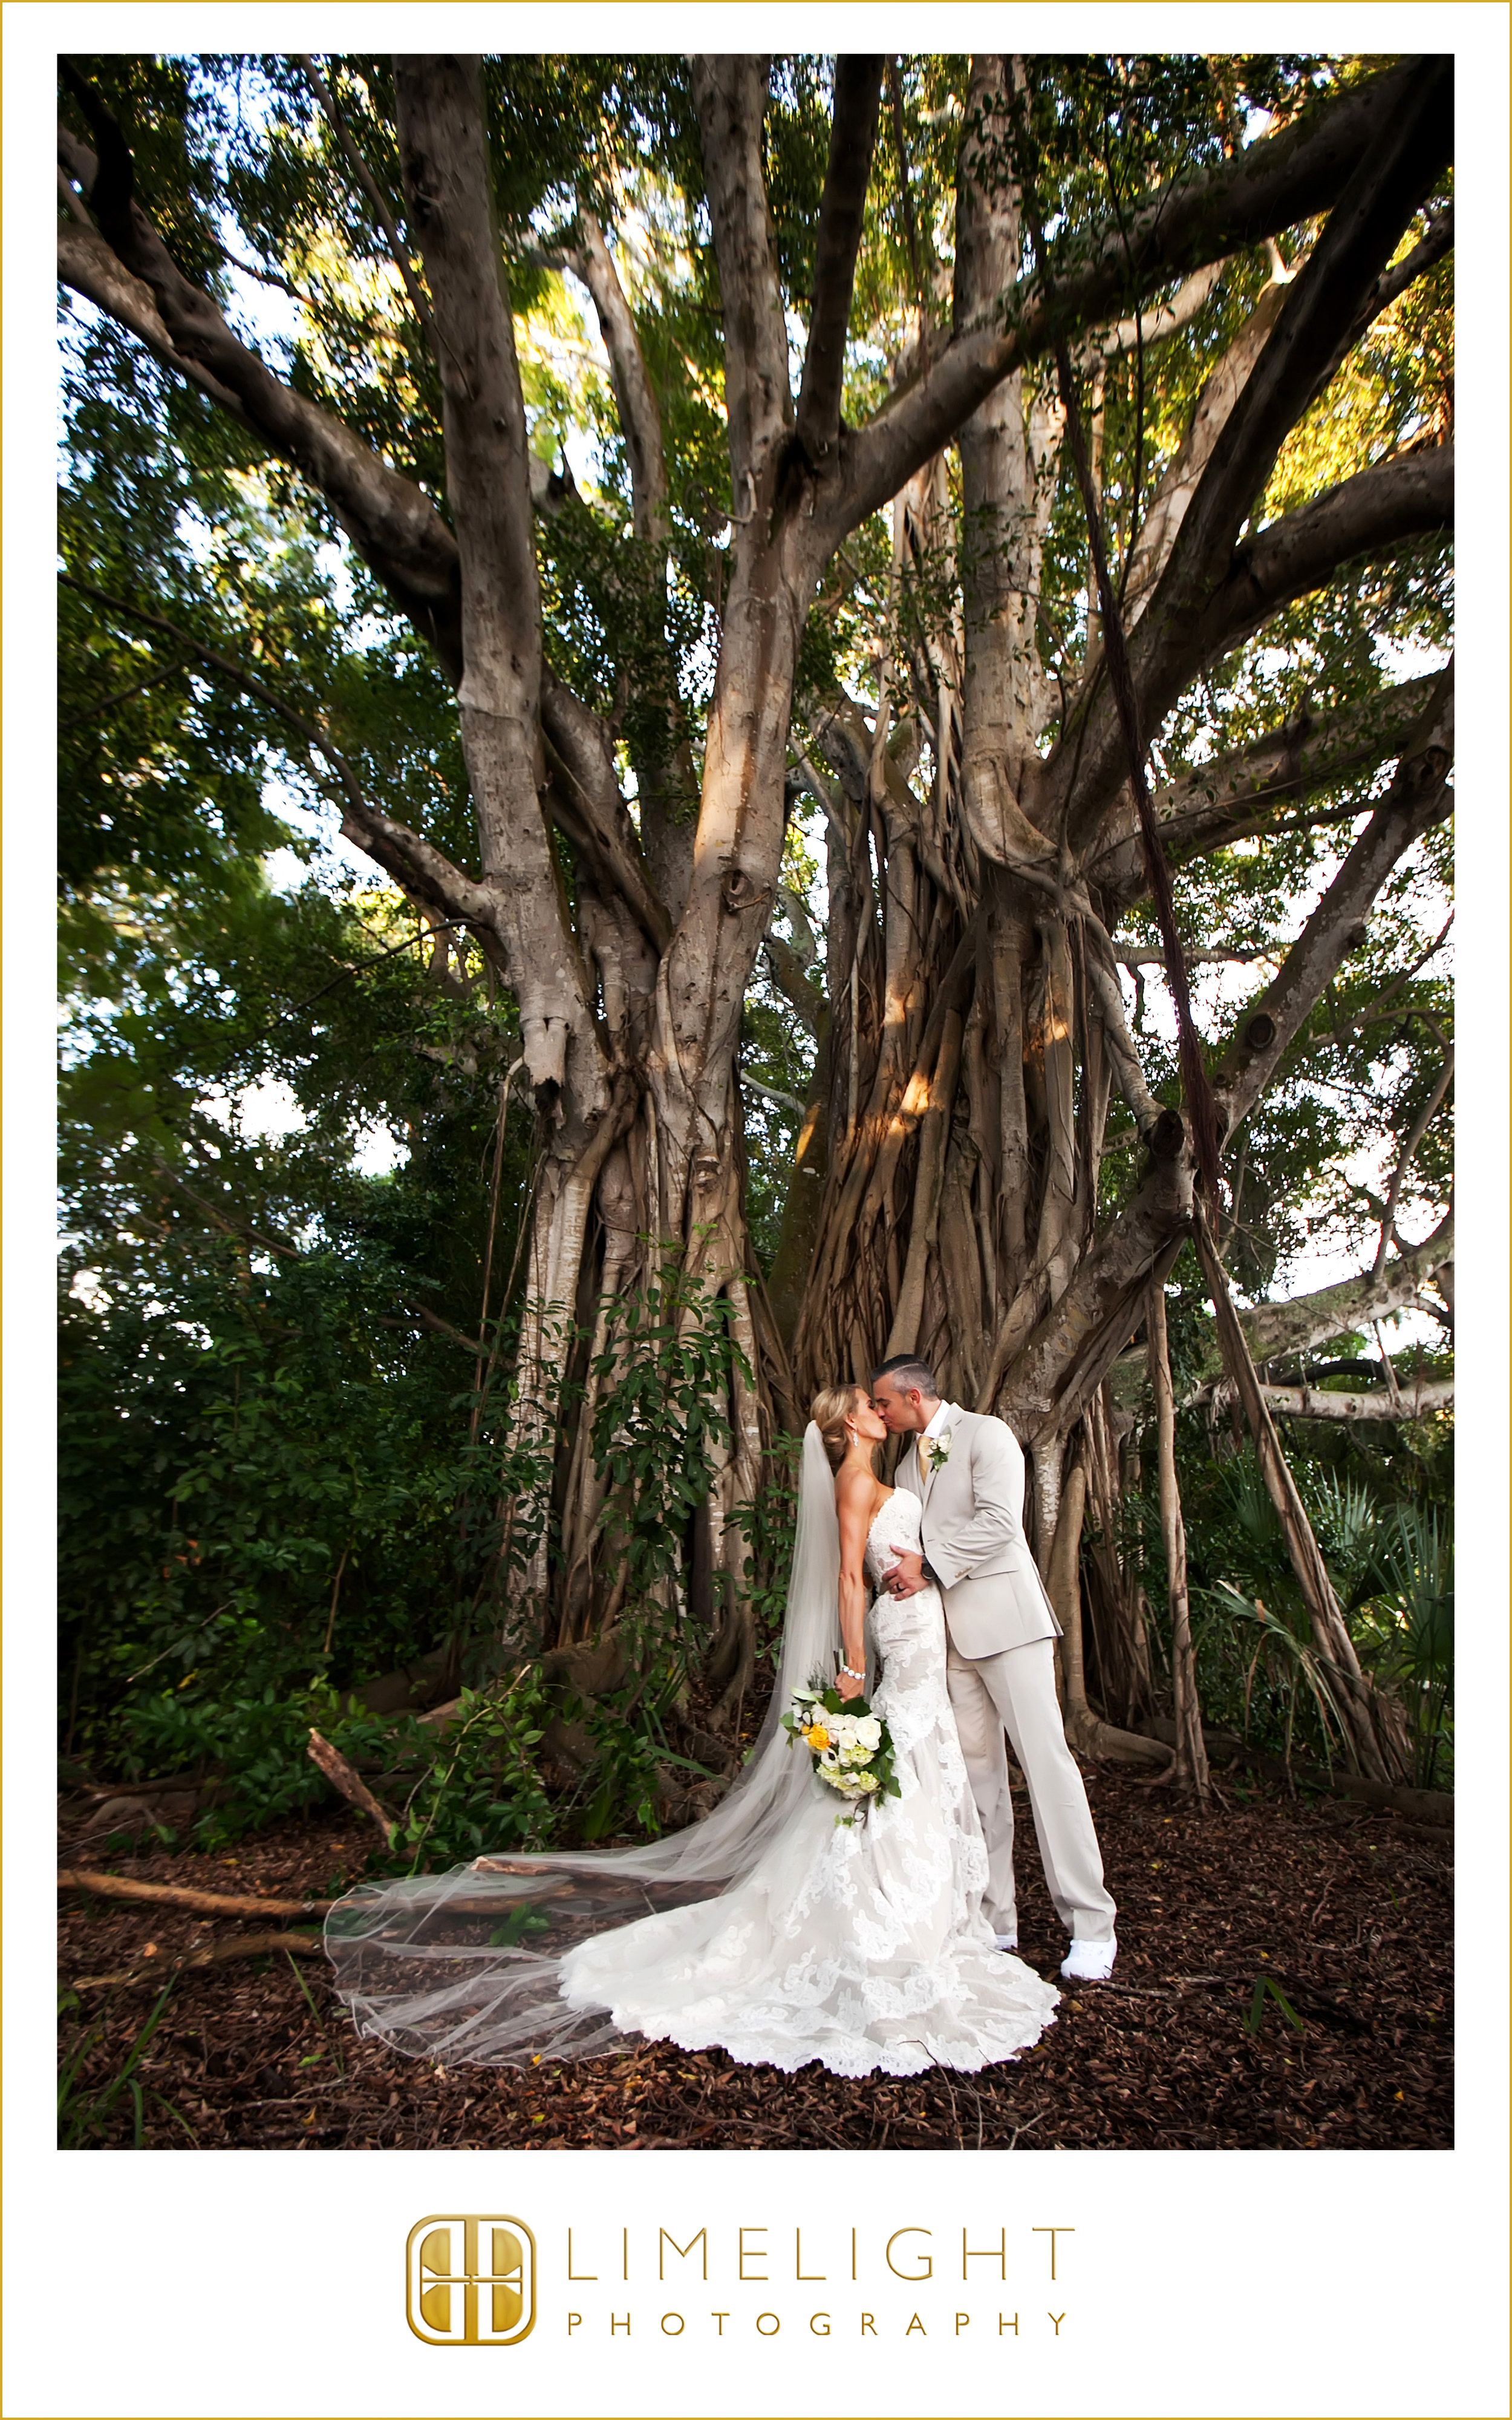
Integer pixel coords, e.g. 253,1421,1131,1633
833,1472,874,1701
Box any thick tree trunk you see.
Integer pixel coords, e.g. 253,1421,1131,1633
506,1082,767,1664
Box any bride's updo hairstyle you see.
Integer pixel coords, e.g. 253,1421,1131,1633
811,1382,867,1472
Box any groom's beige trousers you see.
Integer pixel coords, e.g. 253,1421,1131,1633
945,1636,1116,1943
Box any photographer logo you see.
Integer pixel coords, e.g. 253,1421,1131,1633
406,2216,536,2346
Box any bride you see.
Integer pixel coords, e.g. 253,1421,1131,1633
325,1385,1058,2078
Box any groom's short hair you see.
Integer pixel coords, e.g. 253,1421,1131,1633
872,1353,940,1399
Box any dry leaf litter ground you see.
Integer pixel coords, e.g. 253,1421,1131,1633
57,1764,1452,2151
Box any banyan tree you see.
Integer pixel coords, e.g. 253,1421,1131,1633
58,51,1453,1784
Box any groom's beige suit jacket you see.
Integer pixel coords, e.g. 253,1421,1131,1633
896,1405,1060,1660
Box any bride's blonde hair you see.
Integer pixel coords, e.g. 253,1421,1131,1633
811,1382,869,1473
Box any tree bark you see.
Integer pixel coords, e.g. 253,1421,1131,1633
394,57,599,1114
1080,1385,1155,1728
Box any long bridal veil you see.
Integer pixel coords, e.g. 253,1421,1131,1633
325,1424,850,2064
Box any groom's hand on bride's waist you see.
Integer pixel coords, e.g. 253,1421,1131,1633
881,1551,930,1598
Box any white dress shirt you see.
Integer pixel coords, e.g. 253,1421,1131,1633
919,1398,951,1471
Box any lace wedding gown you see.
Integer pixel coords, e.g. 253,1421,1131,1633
328,1483,1058,2080
555,1489,1059,2075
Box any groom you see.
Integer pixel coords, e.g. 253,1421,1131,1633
870,1353,1118,1983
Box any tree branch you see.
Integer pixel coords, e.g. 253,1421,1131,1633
1359,201,1453,323
1215,659,1453,1136
1186,442,1454,703
1018,95,1225,1203
1115,946,1276,972
1372,1042,1453,1274
742,1071,807,1120
1115,275,1291,633
56,96,463,665
64,114,658,968
793,56,884,469
1090,673,1442,906
1121,59,1452,684
760,932,826,1035
1254,1378,1452,1424
1283,917,1453,1067
1077,260,1225,370
298,55,440,353
562,213,700,920
1246,1208,1455,1367
1069,445,1452,855
823,59,1433,547
1106,1207,1455,1416
60,573,505,957
59,1868,336,1918
1060,42,1453,860
540,671,673,956
689,56,792,491
569,211,669,543
996,1143,1193,1443
394,56,594,1102
1081,941,1168,1143
57,218,253,424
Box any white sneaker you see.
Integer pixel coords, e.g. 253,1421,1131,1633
1060,1935,1116,1981
993,1933,1018,1952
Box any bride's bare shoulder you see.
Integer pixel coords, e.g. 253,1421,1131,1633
834,1466,892,1525
833,1463,876,1507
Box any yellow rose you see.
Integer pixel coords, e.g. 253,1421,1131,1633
804,1724,831,1751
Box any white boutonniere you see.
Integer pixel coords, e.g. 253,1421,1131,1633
925,1427,953,1471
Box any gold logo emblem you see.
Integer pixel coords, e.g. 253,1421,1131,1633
406,2216,536,2346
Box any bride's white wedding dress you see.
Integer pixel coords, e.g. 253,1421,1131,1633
555,1489,1057,2075
327,1469,1057,2079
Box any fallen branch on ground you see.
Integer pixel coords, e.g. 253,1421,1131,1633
307,1727,397,1848
57,1869,337,1918
71,1928,326,1990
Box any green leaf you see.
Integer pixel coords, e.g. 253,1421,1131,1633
489,1906,552,1948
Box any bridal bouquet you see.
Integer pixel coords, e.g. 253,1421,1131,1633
782,1676,901,1825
